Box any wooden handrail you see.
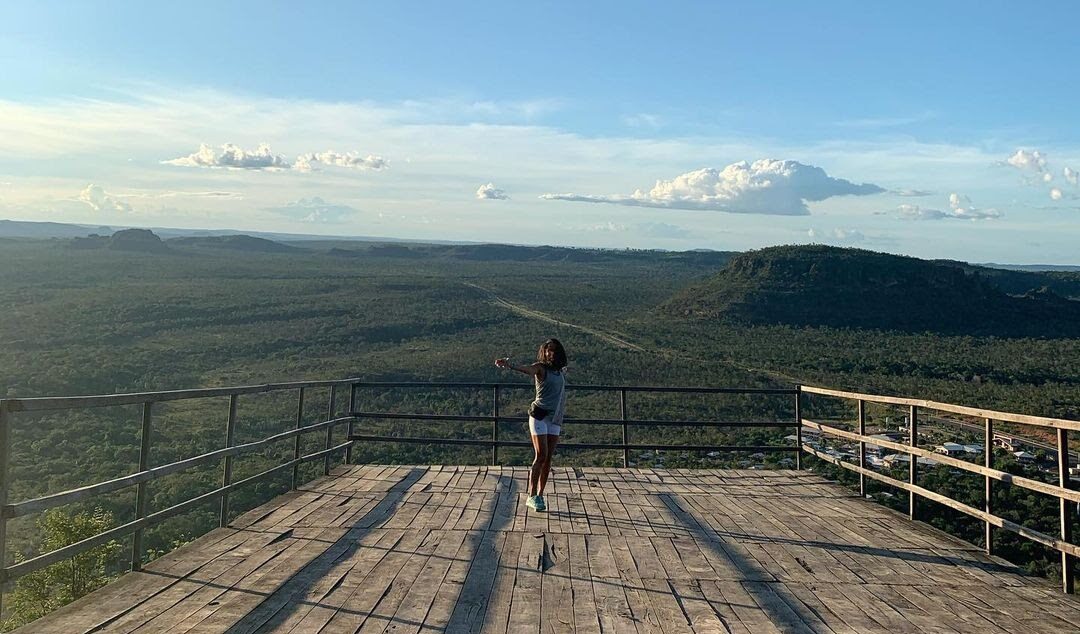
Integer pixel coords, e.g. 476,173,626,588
800,385,1080,594
801,385,1080,431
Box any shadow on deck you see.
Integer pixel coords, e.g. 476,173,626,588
21,465,1080,633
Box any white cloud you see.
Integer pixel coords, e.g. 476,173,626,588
78,184,132,213
151,190,244,200
541,159,884,215
892,188,934,197
1051,188,1063,201
164,143,291,170
476,182,510,200
266,196,357,223
897,194,1002,220
807,227,865,243
294,151,387,172
1005,148,1048,172
1065,166,1079,186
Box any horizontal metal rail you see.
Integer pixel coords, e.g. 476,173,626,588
348,434,796,453
4,378,365,412
348,382,797,395
4,415,355,519
3,441,351,581
4,381,795,413
350,411,794,428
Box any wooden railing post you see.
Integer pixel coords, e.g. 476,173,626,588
131,402,152,570
219,395,238,527
909,405,918,521
1059,428,1074,593
346,383,357,465
794,386,802,470
291,387,305,490
324,386,337,476
492,386,499,466
0,399,11,611
620,389,629,468
985,417,993,555
857,399,866,496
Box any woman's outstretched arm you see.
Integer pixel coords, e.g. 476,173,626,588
495,357,545,378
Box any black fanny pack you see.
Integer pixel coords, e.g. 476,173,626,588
528,403,550,419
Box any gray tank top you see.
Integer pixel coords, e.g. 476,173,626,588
533,367,564,412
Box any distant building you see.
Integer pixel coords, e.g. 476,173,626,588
1014,451,1036,464
884,454,939,468
936,442,965,456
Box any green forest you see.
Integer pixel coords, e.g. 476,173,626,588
1,234,1079,629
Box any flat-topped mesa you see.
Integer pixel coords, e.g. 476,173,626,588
663,244,1080,337
2,380,1079,632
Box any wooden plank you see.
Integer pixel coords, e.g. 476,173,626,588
262,529,408,633
566,534,601,634
378,529,470,634
419,530,480,633
674,580,738,634
479,531,523,633
506,532,545,633
608,535,665,633
443,530,509,633
539,533,575,633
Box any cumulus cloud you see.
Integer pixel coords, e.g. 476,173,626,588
1065,166,1079,186
78,184,132,213
153,190,244,200
1005,149,1048,173
266,196,357,223
164,143,291,170
541,159,883,215
165,144,386,173
294,151,387,172
1051,188,1064,201
807,228,865,243
476,183,510,200
897,194,1000,220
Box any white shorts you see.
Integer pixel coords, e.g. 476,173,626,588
529,416,562,436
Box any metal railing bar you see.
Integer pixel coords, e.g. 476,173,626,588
349,411,795,427
346,434,796,453
4,415,356,519
2,440,352,581
3,378,366,412
802,443,1080,559
351,382,798,394
2,383,795,413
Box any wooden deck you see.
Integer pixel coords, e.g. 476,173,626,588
21,465,1080,633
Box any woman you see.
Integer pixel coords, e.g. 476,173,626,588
495,338,567,512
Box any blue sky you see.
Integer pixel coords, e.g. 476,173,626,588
1,1,1078,262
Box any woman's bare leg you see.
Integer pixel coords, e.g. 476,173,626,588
529,434,548,497
537,434,559,495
